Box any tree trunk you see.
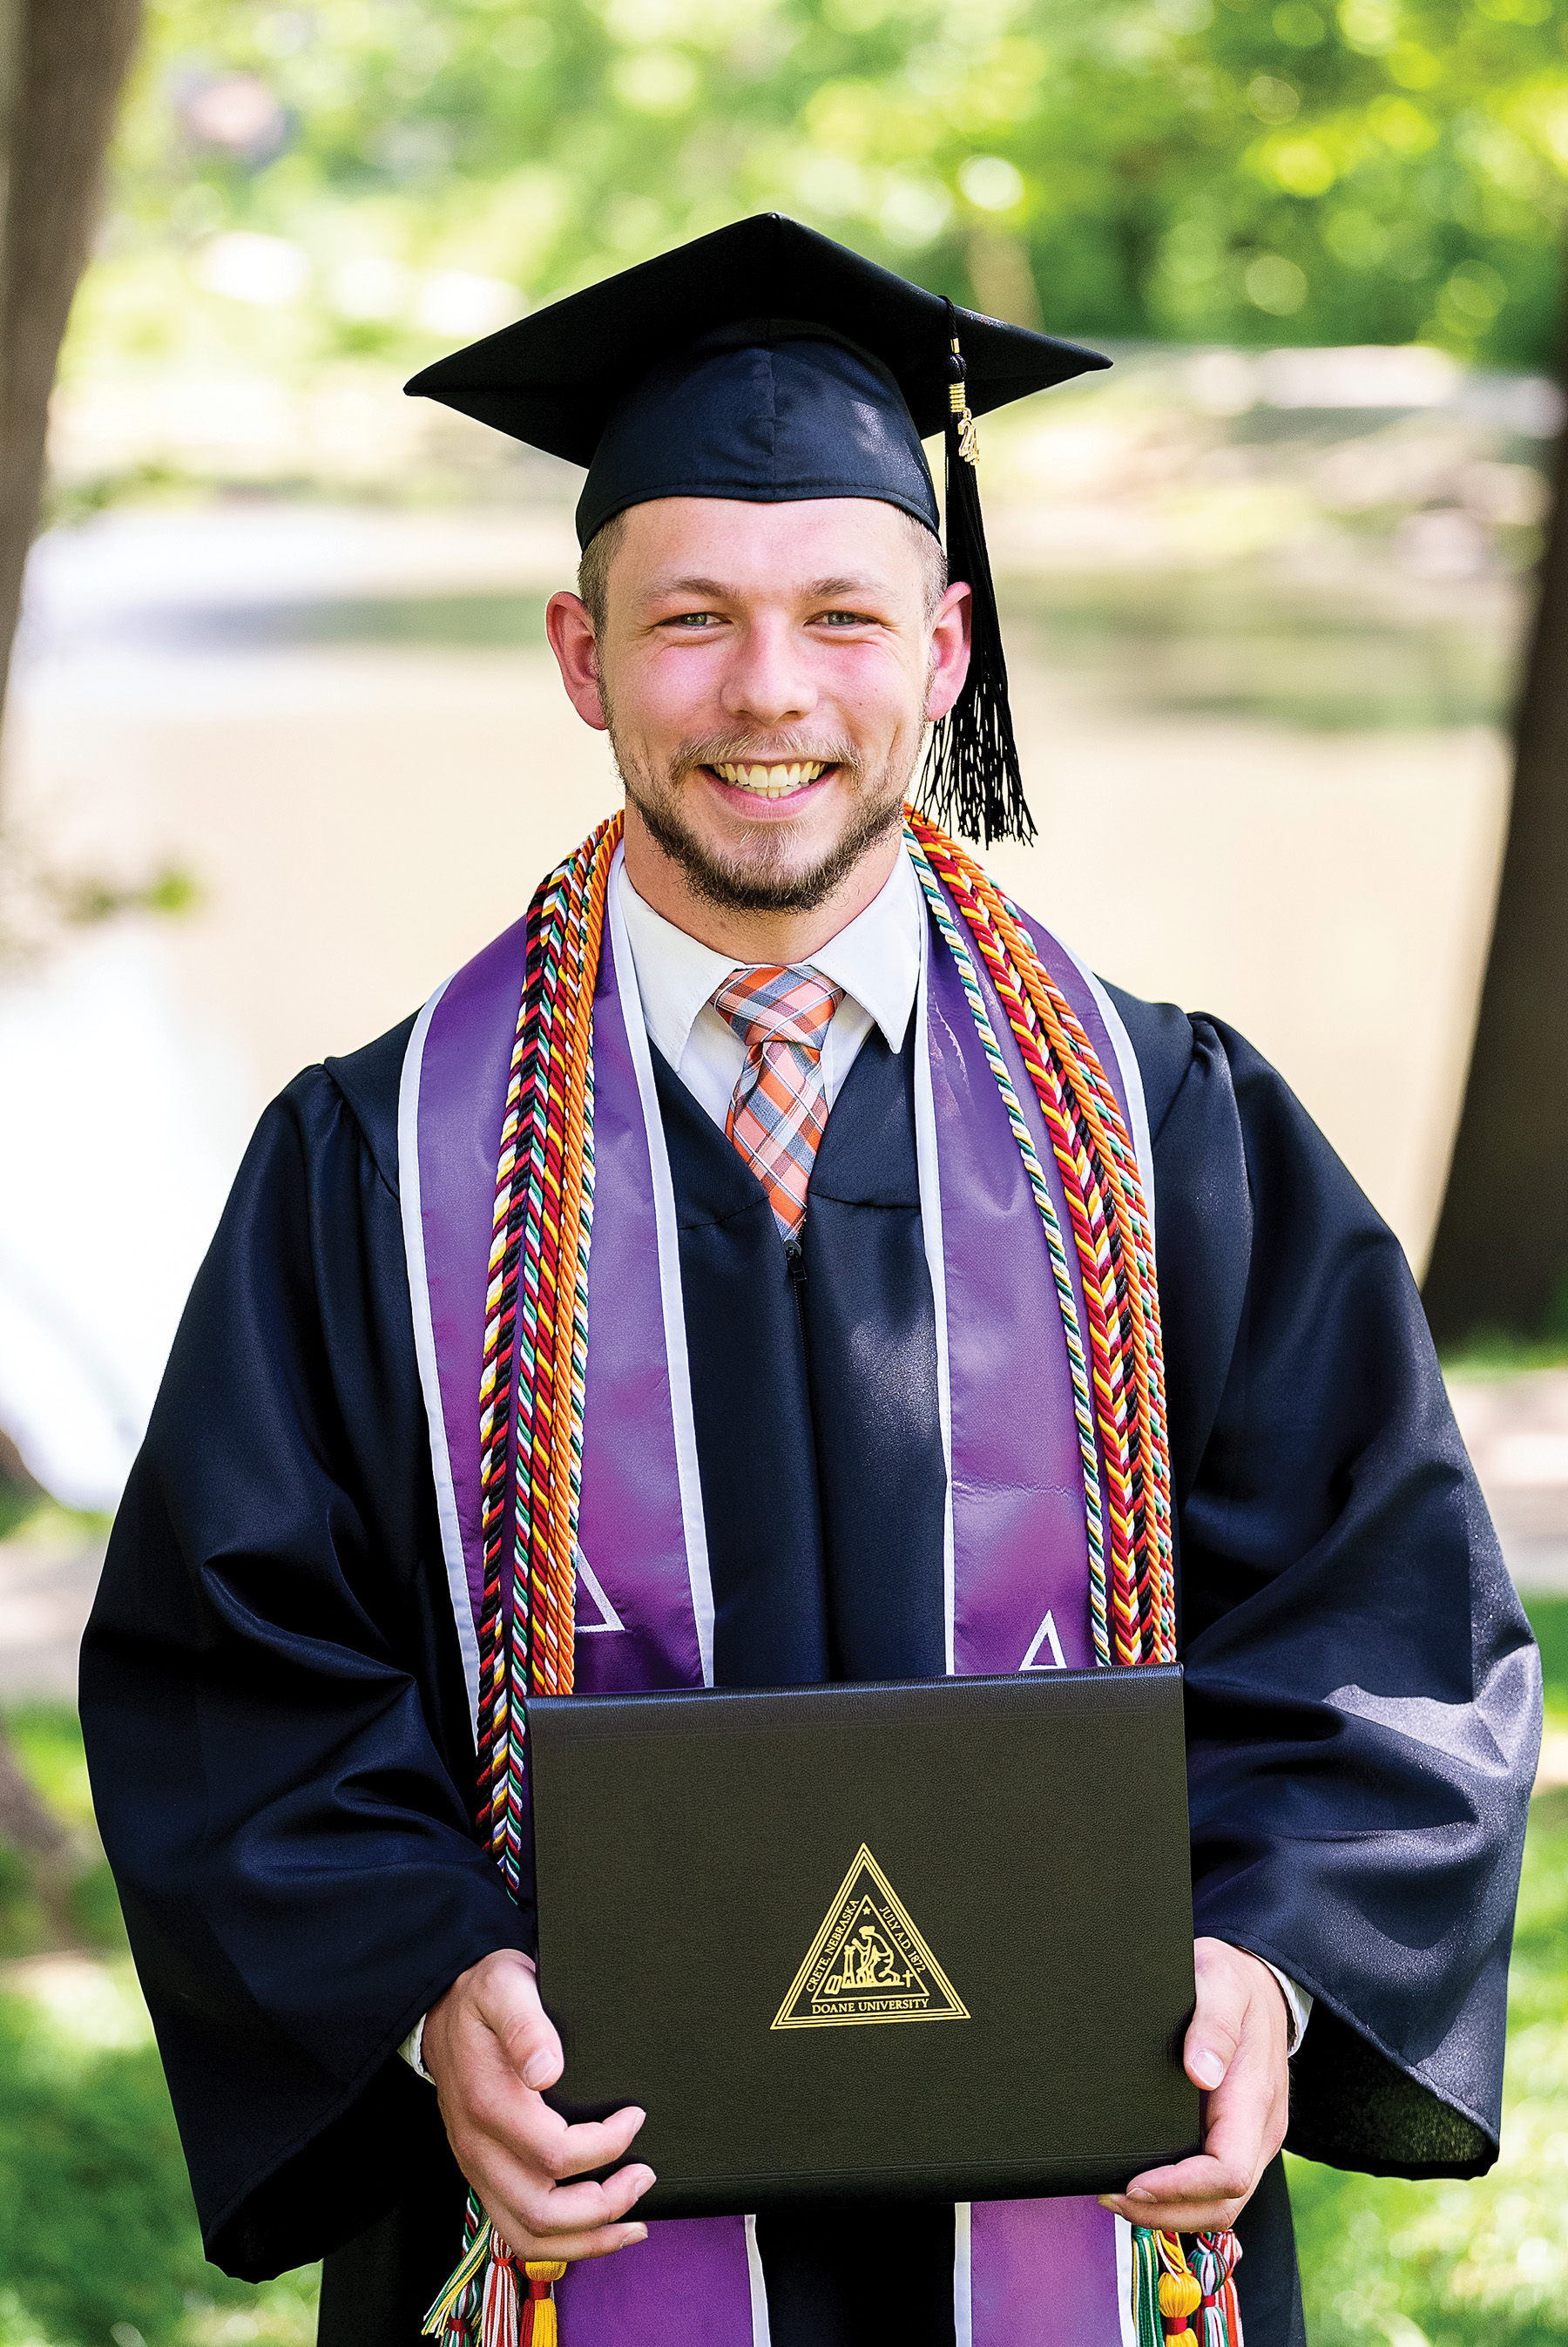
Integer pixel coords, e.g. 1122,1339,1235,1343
1422,338,1568,1347
0,1,141,1939
0,0,142,768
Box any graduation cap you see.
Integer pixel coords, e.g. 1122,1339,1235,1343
406,213,1109,846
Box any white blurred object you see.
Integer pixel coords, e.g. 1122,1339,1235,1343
1186,351,1258,416
959,155,1024,213
1447,1371,1568,1591
0,931,245,1506
194,231,310,307
1260,344,1461,409
179,71,288,163
1396,507,1490,578
0,1955,153,2050
1490,1434,1568,1490
413,269,520,337
878,174,953,250
330,255,409,321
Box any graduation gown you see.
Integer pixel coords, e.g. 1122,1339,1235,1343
79,976,1538,2347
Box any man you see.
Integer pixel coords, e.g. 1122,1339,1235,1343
81,217,1538,2347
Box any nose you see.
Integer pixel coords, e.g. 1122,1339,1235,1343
719,611,817,731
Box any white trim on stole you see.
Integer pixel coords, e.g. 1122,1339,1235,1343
1115,2214,1138,2347
910,898,956,1677
744,2214,774,2347
398,974,483,1742
953,2201,973,2347
607,847,717,1687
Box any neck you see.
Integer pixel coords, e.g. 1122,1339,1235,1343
619,801,904,962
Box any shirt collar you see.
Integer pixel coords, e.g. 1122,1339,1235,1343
616,842,923,1070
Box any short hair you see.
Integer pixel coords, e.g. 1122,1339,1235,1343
576,508,629,635
575,503,948,634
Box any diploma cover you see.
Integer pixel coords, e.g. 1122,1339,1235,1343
528,1665,1200,2216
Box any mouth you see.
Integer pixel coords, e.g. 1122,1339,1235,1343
706,759,834,803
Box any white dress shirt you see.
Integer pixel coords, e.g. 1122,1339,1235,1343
615,847,923,1132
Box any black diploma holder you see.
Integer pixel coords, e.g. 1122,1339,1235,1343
527,1666,1200,2217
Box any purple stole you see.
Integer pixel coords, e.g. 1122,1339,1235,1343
400,847,1156,2347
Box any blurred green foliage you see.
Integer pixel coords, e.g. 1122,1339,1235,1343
75,0,1568,399
0,1994,294,2347
0,1708,127,1964
0,1982,318,2347
1524,1591,1568,1715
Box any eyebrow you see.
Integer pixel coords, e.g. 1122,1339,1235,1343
645,574,896,602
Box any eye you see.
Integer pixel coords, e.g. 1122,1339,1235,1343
817,610,876,628
665,612,723,629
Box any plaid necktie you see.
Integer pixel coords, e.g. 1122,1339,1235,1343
712,964,845,1240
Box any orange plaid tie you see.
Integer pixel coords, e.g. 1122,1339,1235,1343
712,964,845,1240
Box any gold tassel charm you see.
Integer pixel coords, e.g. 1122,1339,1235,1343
948,339,980,464
1158,2265,1203,2344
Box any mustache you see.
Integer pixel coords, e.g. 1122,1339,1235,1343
669,734,861,778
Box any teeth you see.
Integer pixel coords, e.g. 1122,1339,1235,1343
712,761,827,797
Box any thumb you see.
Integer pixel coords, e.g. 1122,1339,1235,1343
1186,1941,1247,2093
482,1953,564,2093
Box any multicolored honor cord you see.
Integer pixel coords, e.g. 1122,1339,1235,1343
422,815,618,2347
422,810,1230,2347
1132,2227,1243,2346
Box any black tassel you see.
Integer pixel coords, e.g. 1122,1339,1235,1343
916,301,1036,849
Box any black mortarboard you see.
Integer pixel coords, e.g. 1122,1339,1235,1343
406,213,1109,845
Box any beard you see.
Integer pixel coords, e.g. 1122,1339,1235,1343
610,720,917,916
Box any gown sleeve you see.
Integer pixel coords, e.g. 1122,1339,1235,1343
78,1038,524,2281
1112,991,1541,2176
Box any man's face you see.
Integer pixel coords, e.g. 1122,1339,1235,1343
572,496,964,915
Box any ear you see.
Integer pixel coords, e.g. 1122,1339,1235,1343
546,592,609,732
925,581,972,722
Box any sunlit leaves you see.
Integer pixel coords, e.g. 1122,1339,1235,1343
84,0,1568,374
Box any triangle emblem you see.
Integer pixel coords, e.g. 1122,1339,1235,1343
1020,1609,1066,1670
770,1844,970,2031
573,1544,624,1635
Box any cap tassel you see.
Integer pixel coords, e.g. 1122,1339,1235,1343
916,301,1036,850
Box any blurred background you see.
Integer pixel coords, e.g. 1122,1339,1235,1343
3,0,1568,2341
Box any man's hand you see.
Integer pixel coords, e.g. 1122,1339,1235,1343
1098,1938,1289,2234
422,1949,653,2262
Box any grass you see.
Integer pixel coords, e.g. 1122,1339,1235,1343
1289,1784,1568,2344
0,1712,316,2347
0,1986,316,2347
2,1609,1566,2347
1442,1336,1568,1381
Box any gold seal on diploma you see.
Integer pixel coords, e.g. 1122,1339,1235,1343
771,1844,970,2031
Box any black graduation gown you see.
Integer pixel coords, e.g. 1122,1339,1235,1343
79,984,1538,2347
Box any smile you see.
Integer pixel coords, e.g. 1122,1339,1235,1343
709,761,828,799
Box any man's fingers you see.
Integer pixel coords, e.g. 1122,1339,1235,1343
492,2217,651,2265
1098,2152,1251,2232
456,2094,648,2188
528,2105,651,2184
483,2150,657,2240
